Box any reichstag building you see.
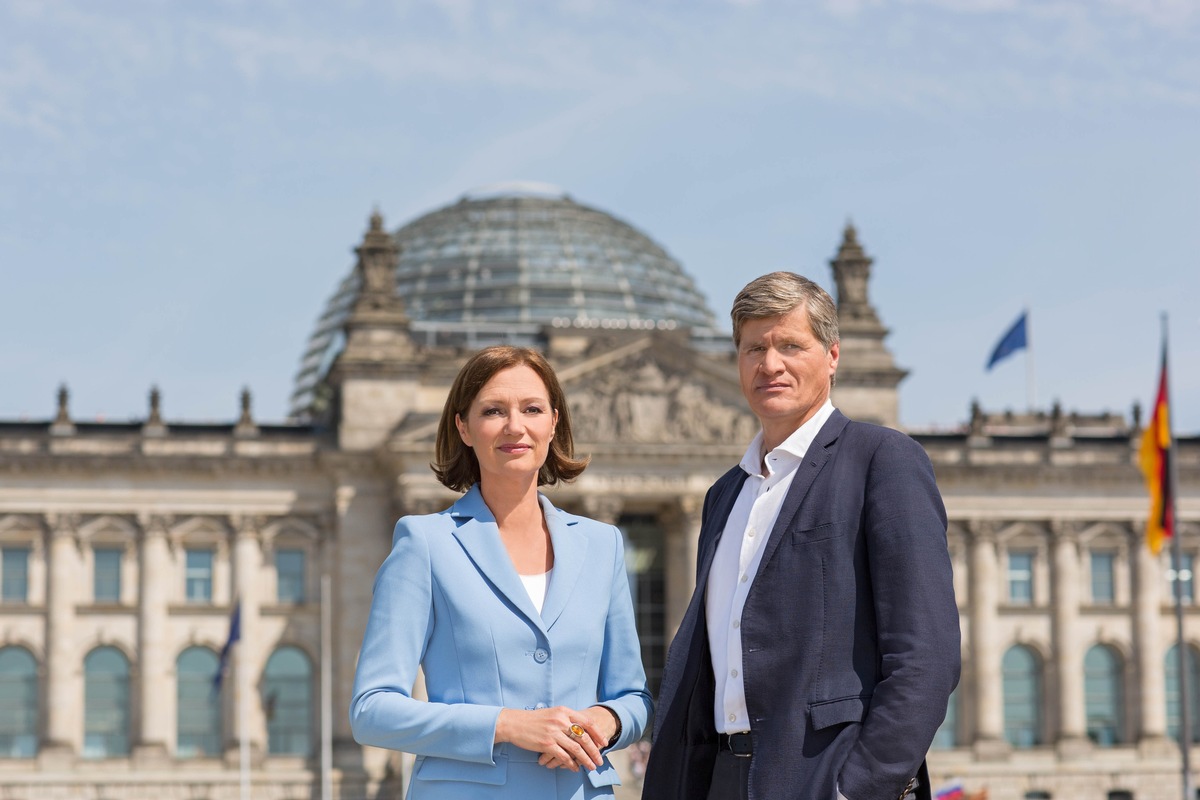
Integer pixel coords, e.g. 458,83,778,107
0,186,1197,800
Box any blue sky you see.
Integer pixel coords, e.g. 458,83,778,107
2,0,1197,433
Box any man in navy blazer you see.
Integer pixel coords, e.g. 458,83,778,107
643,272,959,800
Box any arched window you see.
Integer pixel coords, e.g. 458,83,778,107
177,647,221,757
83,647,130,758
263,646,312,756
1085,644,1124,745
931,684,958,749
1003,644,1042,747
1165,644,1200,743
0,646,38,757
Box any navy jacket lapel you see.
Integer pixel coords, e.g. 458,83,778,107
755,410,848,576
448,486,546,631
696,467,749,588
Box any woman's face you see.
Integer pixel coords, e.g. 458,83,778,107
455,364,559,486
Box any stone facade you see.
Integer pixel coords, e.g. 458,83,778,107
0,202,1197,800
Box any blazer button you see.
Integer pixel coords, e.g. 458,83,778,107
533,648,549,663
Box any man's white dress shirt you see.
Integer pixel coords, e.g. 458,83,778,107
706,399,835,734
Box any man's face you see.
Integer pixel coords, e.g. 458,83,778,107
737,305,839,448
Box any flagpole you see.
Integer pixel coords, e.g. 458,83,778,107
1024,306,1035,411
239,625,250,800
321,572,333,800
1162,313,1192,800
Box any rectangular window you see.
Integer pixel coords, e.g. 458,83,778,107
275,549,306,604
1169,553,1195,605
1091,552,1116,605
1,548,30,603
1008,551,1034,605
94,548,122,603
185,549,214,603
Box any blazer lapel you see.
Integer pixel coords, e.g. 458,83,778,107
539,496,586,631
696,468,750,588
755,410,848,576
448,486,546,631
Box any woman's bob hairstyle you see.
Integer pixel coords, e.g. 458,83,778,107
433,345,589,492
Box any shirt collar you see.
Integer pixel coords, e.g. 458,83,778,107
739,399,836,478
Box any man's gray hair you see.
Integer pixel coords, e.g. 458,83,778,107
730,271,840,351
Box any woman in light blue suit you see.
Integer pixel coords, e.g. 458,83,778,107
351,345,653,799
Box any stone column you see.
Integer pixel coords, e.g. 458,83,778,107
333,479,391,774
968,520,1007,759
41,514,77,762
232,516,265,761
134,516,171,764
1052,521,1088,757
1135,521,1170,752
665,495,703,642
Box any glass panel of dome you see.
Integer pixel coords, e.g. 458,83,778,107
529,289,575,305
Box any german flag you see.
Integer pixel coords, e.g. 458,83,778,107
1139,338,1173,554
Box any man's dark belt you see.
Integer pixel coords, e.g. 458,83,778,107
718,731,753,758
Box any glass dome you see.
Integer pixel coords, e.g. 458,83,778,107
290,185,721,418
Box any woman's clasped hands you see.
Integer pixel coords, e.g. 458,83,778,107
495,705,616,772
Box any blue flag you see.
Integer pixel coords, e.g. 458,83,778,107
212,601,241,696
986,311,1028,370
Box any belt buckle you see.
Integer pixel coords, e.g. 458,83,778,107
729,732,752,758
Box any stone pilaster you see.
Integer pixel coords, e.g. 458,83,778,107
134,515,171,764
969,520,1008,759
665,495,704,641
232,516,265,762
1052,521,1088,758
1135,522,1170,751
41,514,77,761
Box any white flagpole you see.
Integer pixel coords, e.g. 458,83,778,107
1025,306,1036,411
1159,313,1192,800
321,572,333,800
240,635,250,800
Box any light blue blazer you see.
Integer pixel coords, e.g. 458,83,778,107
350,485,653,800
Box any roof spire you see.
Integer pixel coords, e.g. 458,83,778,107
143,385,167,437
51,383,75,436
235,386,259,438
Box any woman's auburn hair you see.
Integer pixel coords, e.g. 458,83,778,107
432,345,589,492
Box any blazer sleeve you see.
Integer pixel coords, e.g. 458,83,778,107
349,518,503,764
595,526,654,750
838,432,961,799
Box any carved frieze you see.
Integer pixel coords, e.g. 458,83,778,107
567,355,757,445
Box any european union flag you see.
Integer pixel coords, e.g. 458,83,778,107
986,311,1028,370
212,601,241,696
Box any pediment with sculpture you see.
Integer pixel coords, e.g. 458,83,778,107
561,345,758,446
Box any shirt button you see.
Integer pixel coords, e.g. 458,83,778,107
747,527,756,538
740,574,748,583
728,714,737,722
731,669,738,678
732,620,740,629
533,649,549,663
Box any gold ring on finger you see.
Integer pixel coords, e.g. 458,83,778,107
568,724,585,738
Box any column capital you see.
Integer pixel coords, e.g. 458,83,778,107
1050,518,1085,542
583,496,624,526
966,518,998,544
232,514,266,540
136,513,172,539
45,512,80,538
